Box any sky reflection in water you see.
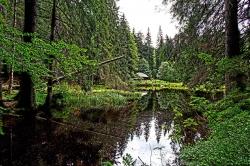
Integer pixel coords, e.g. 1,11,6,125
116,116,180,166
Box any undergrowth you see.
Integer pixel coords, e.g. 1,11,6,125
51,83,142,118
181,90,250,165
131,80,188,91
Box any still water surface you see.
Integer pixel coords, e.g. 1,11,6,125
0,90,206,166
116,118,179,165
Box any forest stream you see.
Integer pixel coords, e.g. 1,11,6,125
0,90,208,166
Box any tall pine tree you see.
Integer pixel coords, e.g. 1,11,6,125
145,28,155,78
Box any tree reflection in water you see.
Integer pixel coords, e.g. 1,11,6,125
0,90,207,166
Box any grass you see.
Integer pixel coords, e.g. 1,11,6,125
181,90,250,165
0,83,142,120
131,80,188,91
194,84,225,93
51,83,142,117
92,86,142,101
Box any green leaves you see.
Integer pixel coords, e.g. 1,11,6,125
0,19,96,89
101,161,113,166
197,53,213,65
183,118,198,128
217,56,250,74
122,154,136,166
158,61,179,82
190,96,210,113
181,92,250,165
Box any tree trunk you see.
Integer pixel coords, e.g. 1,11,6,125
225,0,245,93
8,0,17,93
0,61,3,107
44,0,56,117
17,0,37,110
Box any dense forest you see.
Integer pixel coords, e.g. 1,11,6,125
0,0,249,165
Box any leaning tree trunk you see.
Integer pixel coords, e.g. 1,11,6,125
17,0,37,110
225,0,245,93
44,0,56,117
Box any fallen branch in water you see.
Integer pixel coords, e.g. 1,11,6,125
36,116,123,139
138,156,147,166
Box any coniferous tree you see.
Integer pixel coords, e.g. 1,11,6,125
225,0,246,93
128,32,139,77
155,26,164,70
117,14,139,79
164,36,174,60
145,28,155,78
135,32,145,60
44,0,57,117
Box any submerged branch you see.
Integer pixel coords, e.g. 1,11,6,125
36,116,123,139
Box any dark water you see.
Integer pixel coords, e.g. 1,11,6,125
0,90,207,166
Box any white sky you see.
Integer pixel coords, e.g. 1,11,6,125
117,0,179,46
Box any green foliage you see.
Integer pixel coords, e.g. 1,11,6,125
93,87,141,101
138,58,151,76
157,61,179,82
135,29,155,78
183,118,198,128
1,19,96,89
54,83,141,114
189,96,210,113
181,92,250,165
36,91,47,106
217,56,250,75
122,154,136,166
101,161,113,166
173,107,183,118
145,29,155,78
197,53,213,65
155,28,174,73
1,0,141,109
128,32,139,76
173,50,199,83
131,80,187,91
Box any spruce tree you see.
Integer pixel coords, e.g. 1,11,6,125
145,28,155,78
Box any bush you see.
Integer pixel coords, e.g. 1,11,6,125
181,92,250,165
157,61,179,82
138,58,151,77
52,83,141,119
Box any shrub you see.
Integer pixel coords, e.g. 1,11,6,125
157,61,179,82
181,92,250,165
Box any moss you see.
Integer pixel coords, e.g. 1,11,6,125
52,83,142,119
131,80,188,91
